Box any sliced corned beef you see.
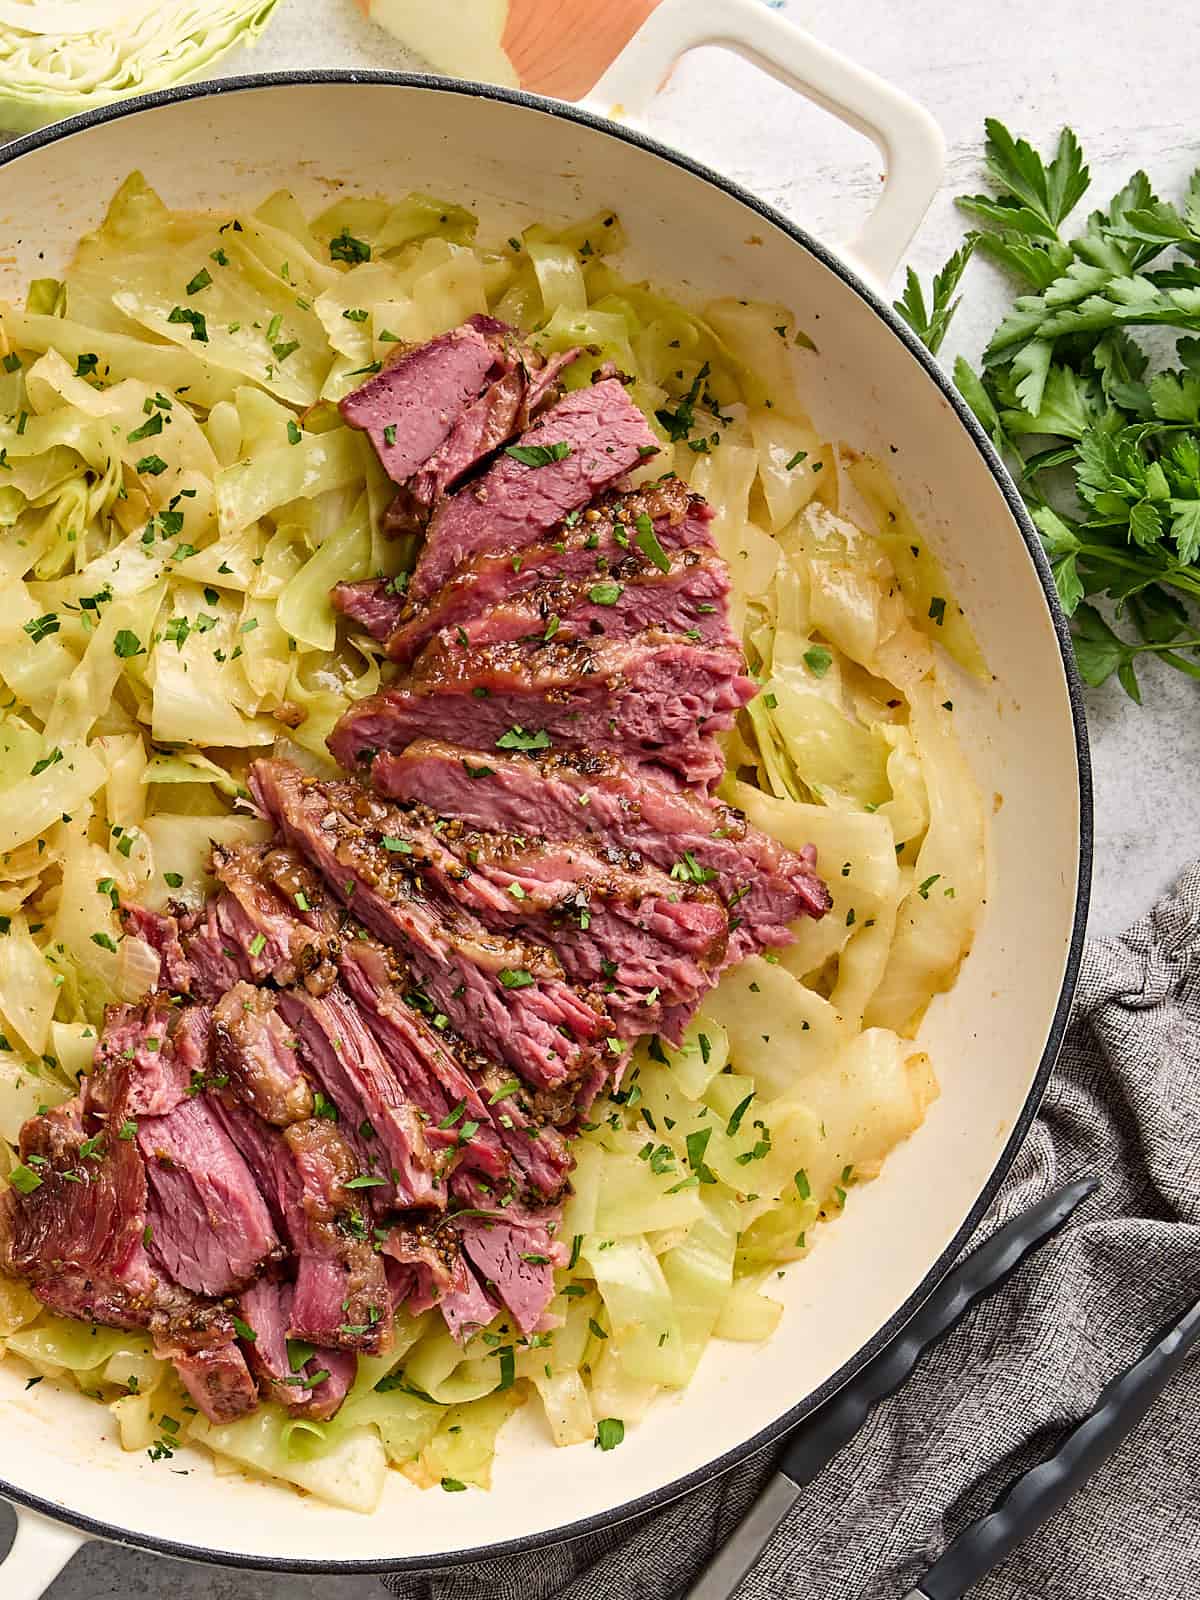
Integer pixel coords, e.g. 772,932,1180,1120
408,816,729,1042
372,739,832,950
338,939,573,1200
87,997,194,1119
250,758,609,1092
239,1276,307,1406
161,1336,259,1424
456,1210,563,1338
0,1088,249,1416
334,941,510,1188
118,901,194,994
212,843,340,996
276,986,439,1210
333,577,408,643
435,546,734,658
329,629,754,789
406,379,659,604
338,318,500,483
449,1172,565,1336
214,1097,391,1356
213,983,313,1127
406,346,579,510
382,478,713,665
137,1093,281,1297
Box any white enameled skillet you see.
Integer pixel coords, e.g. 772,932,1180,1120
0,1,1090,1589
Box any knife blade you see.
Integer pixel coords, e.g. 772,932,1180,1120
903,1290,1200,1600
684,1175,1099,1600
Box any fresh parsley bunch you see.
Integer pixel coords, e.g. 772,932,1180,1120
898,119,1200,700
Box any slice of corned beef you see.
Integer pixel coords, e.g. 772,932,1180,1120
138,1092,281,1297
213,983,313,1127
213,843,340,995
402,814,729,1043
334,941,509,1188
338,939,573,1201
406,379,659,604
86,997,194,1118
0,1090,254,1419
239,1276,307,1406
383,478,712,665
339,317,500,483
118,901,194,993
435,546,734,660
450,1175,566,1337
407,346,580,510
332,577,408,643
373,739,832,951
381,1221,499,1341
276,986,439,1210
213,1096,390,1355
160,1337,259,1424
329,629,754,789
251,758,609,1092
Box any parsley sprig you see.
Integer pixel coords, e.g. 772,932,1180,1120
898,118,1200,700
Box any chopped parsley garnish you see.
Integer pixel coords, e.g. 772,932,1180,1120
462,760,494,779
30,747,63,776
74,352,99,377
343,307,369,322
136,454,168,476
634,513,670,572
286,419,302,445
381,835,413,854
670,851,718,886
440,1477,468,1492
928,596,947,625
785,449,809,471
794,1169,811,1201
166,305,209,343
588,581,622,606
113,629,144,659
487,1081,520,1104
344,1173,389,1189
185,268,212,295
803,645,833,678
496,726,551,752
91,932,118,952
7,1164,42,1194
594,1417,625,1451
504,441,572,467
498,968,535,990
163,871,184,888
330,230,372,264
127,412,164,443
231,1316,258,1342
383,424,397,446
23,613,59,644
247,932,267,958
918,874,942,899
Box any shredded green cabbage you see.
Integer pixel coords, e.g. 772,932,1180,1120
0,174,986,1508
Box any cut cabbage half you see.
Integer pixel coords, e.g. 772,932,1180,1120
0,0,282,135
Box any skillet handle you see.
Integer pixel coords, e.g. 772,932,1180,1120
1,1507,84,1599
587,0,944,289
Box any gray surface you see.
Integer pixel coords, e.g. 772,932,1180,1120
2,0,1197,1592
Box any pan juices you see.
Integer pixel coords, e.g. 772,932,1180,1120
354,0,661,99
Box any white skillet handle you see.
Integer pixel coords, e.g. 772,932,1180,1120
588,0,945,289
2,1507,84,1599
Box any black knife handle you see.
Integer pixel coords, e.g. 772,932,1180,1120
912,1293,1200,1600
780,1176,1098,1488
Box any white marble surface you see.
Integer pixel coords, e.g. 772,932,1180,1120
2,1,1197,1594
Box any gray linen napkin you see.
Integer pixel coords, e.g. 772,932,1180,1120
385,860,1200,1600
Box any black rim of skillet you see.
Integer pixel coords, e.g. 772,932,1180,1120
0,69,1094,1576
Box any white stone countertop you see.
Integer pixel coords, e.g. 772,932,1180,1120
2,1,1197,1594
